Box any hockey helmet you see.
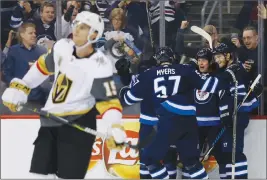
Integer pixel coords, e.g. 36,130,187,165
153,47,176,66
196,48,213,63
213,37,237,55
72,11,104,44
212,43,231,55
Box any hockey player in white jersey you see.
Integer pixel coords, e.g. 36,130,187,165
2,11,127,179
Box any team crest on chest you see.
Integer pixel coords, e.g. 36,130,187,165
196,90,209,100
195,89,212,104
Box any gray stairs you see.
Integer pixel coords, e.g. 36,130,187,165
183,1,244,47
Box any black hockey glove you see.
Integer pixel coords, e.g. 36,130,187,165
226,63,240,74
251,82,263,98
115,58,130,76
187,58,198,69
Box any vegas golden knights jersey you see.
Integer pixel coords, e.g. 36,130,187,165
36,39,122,126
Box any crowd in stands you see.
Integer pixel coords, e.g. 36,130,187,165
0,0,266,115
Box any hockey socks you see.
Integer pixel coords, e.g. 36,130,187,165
184,162,208,179
164,163,177,179
140,163,152,179
219,161,248,179
147,163,169,179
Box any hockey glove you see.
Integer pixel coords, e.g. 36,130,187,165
226,63,240,74
106,124,127,150
251,82,263,98
187,58,198,69
115,58,130,76
2,78,30,112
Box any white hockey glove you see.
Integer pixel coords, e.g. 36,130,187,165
106,124,127,150
2,78,30,112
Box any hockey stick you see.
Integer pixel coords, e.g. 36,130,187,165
225,69,238,179
24,106,139,150
200,74,262,163
200,127,225,162
190,26,213,49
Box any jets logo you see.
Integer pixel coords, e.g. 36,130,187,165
196,90,209,100
194,89,212,104
52,71,73,103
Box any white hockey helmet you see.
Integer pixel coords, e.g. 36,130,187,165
72,11,104,44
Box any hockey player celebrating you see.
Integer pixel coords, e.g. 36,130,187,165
116,54,178,179
210,41,260,179
1,11,127,179
181,48,234,179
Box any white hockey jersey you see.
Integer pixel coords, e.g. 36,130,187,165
36,39,122,120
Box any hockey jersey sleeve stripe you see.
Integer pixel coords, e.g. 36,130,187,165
238,98,259,112
36,50,55,75
230,84,245,92
95,98,122,115
126,91,143,101
123,93,134,105
219,105,228,111
140,114,159,121
36,61,50,75
161,100,196,115
196,117,220,121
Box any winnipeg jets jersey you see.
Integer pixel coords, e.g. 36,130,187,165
36,39,122,126
193,72,224,126
121,64,221,116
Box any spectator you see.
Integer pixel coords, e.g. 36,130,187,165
29,1,56,48
233,26,258,81
2,22,48,105
103,8,140,73
55,0,79,39
106,1,148,46
10,1,34,29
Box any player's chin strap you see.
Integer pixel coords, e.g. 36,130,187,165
23,106,139,150
200,74,262,164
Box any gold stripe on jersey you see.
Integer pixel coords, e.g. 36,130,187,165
37,50,54,75
96,98,123,115
52,107,92,117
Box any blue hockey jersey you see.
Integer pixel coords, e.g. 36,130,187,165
193,72,229,126
121,64,222,116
